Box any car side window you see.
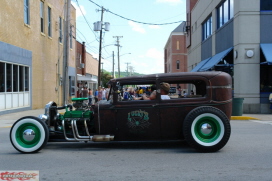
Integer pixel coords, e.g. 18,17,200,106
160,81,207,100
117,83,157,102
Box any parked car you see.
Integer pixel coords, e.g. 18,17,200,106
10,71,232,153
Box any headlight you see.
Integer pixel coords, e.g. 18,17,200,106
38,114,48,122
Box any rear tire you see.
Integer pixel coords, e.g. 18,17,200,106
183,106,231,152
10,116,49,153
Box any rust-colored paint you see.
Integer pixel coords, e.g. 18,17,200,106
93,71,232,141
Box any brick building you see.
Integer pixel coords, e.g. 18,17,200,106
164,22,187,74
0,0,76,114
164,22,188,91
76,41,98,97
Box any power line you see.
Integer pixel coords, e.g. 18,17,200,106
75,0,99,41
87,0,183,25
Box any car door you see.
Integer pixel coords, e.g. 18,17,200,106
113,99,161,141
110,79,162,142
157,76,211,140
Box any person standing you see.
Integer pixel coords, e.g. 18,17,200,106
98,86,102,101
82,87,88,98
94,89,98,103
138,87,144,97
183,90,188,98
105,84,111,99
102,87,106,100
88,88,93,105
177,86,182,98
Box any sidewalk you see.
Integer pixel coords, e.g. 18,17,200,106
1,109,272,128
0,109,44,128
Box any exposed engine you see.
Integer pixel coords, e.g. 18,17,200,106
72,98,89,110
38,98,114,142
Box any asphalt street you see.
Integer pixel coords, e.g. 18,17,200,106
1,109,272,180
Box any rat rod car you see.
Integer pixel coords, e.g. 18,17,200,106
10,71,232,153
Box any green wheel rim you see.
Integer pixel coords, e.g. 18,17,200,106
15,123,41,148
194,116,221,143
191,113,224,146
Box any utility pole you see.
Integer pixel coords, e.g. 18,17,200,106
97,7,104,86
62,0,71,105
129,65,134,76
94,7,110,86
113,36,123,78
125,62,131,76
112,51,115,78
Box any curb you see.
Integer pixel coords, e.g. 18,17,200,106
231,116,260,120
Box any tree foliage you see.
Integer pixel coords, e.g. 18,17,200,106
101,70,113,87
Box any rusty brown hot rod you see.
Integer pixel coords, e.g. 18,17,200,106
10,71,232,153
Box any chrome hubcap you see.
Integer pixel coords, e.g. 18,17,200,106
23,129,36,141
201,123,212,135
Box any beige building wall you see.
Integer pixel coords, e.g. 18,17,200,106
86,53,98,77
85,52,98,91
0,0,76,110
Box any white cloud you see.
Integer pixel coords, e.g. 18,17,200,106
71,1,86,18
128,21,146,34
146,48,163,60
133,48,164,74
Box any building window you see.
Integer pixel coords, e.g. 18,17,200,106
59,17,62,43
177,60,180,70
48,7,52,37
217,0,234,29
261,0,272,11
25,67,29,91
40,1,44,33
0,62,5,92
24,0,30,25
202,15,212,40
0,62,30,93
13,65,18,92
6,64,12,92
69,76,75,96
177,41,180,50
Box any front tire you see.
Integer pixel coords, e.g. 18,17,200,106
10,116,49,153
183,106,231,152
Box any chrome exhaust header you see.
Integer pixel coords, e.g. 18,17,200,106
62,119,114,142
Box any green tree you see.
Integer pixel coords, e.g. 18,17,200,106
101,70,113,87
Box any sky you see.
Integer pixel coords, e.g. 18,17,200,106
71,0,186,75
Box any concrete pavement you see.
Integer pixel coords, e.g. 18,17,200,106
0,109,44,128
1,109,272,128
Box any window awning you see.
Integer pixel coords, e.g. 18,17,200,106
191,58,211,72
198,47,233,71
260,44,272,65
77,74,97,83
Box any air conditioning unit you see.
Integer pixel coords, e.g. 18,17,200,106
80,63,85,68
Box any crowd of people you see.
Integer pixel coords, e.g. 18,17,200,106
177,86,194,98
79,83,195,105
122,83,171,101
79,85,110,105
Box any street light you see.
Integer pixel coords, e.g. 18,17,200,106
102,52,131,78
118,53,131,78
